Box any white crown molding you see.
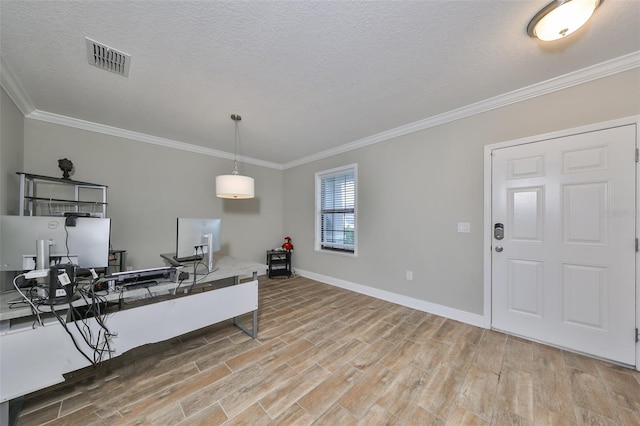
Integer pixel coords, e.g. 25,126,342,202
283,50,640,169
5,51,638,171
297,268,489,328
25,110,282,170
0,61,35,116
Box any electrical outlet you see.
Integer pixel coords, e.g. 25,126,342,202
406,270,413,281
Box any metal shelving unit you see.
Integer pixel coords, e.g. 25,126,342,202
17,172,108,217
266,250,292,278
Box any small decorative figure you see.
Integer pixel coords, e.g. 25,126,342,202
58,158,74,179
282,236,294,252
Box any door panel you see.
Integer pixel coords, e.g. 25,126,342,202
508,259,543,317
492,125,636,365
562,182,608,244
508,155,545,178
509,187,544,241
562,145,609,173
562,263,608,330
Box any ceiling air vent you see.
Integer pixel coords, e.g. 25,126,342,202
85,37,131,77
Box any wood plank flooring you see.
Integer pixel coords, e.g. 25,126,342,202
14,276,640,425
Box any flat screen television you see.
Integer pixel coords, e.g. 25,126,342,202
175,218,221,272
0,215,111,271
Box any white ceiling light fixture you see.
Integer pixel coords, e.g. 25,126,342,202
216,114,255,199
527,0,602,42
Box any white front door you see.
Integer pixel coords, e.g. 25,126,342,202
491,125,637,365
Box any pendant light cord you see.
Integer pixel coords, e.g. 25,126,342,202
231,114,241,175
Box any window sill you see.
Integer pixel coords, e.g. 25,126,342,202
315,248,358,258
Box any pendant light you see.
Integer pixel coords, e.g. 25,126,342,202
527,0,601,42
216,114,255,199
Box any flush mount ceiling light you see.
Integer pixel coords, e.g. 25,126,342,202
215,114,255,199
527,0,602,41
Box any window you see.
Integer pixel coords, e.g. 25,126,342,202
315,164,357,254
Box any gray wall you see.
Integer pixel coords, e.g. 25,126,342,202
0,87,23,215
3,69,640,316
22,120,283,270
0,88,25,290
283,68,640,315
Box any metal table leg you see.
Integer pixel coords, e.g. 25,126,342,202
233,271,258,338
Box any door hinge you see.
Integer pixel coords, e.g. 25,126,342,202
636,328,639,343
636,238,639,252
636,148,639,162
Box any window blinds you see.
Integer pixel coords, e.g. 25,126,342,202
318,167,356,252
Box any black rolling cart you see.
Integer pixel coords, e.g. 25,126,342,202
266,250,292,278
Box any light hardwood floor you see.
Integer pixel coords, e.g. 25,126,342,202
15,275,640,425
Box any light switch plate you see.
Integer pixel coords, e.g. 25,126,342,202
457,222,471,233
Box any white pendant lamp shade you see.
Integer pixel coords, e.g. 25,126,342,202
216,174,255,199
216,114,255,199
528,0,601,41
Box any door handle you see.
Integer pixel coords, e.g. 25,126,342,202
495,245,503,252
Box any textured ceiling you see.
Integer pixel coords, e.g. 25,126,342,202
1,1,639,167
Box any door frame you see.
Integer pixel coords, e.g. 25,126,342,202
483,115,640,369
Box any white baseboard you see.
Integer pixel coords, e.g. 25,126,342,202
296,269,490,329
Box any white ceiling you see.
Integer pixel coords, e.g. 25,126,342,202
1,1,639,168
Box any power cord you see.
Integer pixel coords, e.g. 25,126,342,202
64,224,74,264
12,273,44,327
16,270,118,365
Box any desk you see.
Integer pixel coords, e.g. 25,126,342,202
0,256,265,422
